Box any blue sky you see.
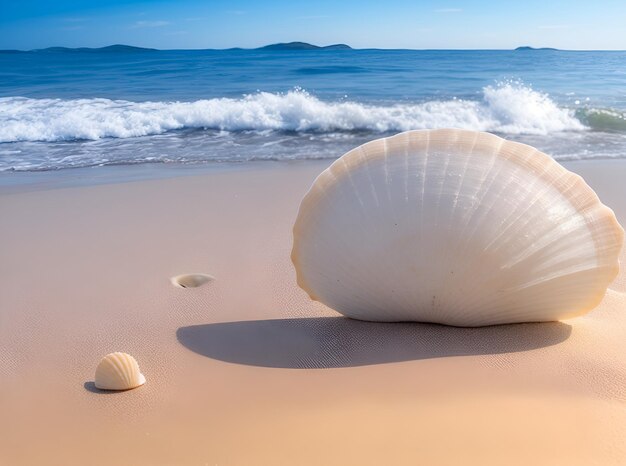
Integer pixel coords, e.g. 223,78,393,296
1,0,625,50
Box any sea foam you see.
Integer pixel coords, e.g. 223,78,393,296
0,83,587,144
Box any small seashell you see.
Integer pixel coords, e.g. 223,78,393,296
94,352,146,391
170,273,214,288
291,129,624,327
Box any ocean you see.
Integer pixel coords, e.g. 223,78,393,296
1,47,625,172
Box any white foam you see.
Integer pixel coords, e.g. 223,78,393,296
482,82,586,134
0,82,585,143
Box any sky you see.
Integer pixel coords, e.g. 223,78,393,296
1,0,625,50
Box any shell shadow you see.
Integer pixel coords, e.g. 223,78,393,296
83,381,116,394
176,317,572,369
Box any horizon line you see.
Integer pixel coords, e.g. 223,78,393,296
2,43,626,52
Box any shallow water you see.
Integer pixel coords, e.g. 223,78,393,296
1,48,625,172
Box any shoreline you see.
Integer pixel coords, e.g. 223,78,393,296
2,157,626,194
0,159,333,194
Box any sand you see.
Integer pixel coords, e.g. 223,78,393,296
1,159,625,465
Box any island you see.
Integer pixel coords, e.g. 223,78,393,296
515,46,558,51
257,42,352,51
1,42,353,53
34,44,157,53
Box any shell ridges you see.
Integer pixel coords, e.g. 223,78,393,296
94,352,146,391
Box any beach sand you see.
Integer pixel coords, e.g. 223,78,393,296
1,159,625,465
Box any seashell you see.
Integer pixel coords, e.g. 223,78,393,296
291,129,624,327
170,273,214,288
94,352,146,390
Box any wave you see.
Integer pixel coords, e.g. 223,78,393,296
575,107,626,132
0,83,604,144
295,65,370,75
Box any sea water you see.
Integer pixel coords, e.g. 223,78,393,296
0,48,625,172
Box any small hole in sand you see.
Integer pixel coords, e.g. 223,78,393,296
171,273,214,289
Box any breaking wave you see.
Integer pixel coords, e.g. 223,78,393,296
0,82,595,143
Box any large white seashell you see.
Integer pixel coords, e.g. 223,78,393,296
292,129,624,327
94,352,146,390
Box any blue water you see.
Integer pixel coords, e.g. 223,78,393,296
1,48,625,172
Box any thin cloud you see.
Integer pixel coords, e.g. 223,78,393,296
63,17,88,23
435,8,462,13
132,20,170,28
60,25,85,31
538,24,571,29
227,10,247,15
297,15,330,20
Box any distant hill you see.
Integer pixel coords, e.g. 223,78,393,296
515,46,558,51
1,43,570,54
34,44,157,53
1,42,353,53
258,42,352,51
